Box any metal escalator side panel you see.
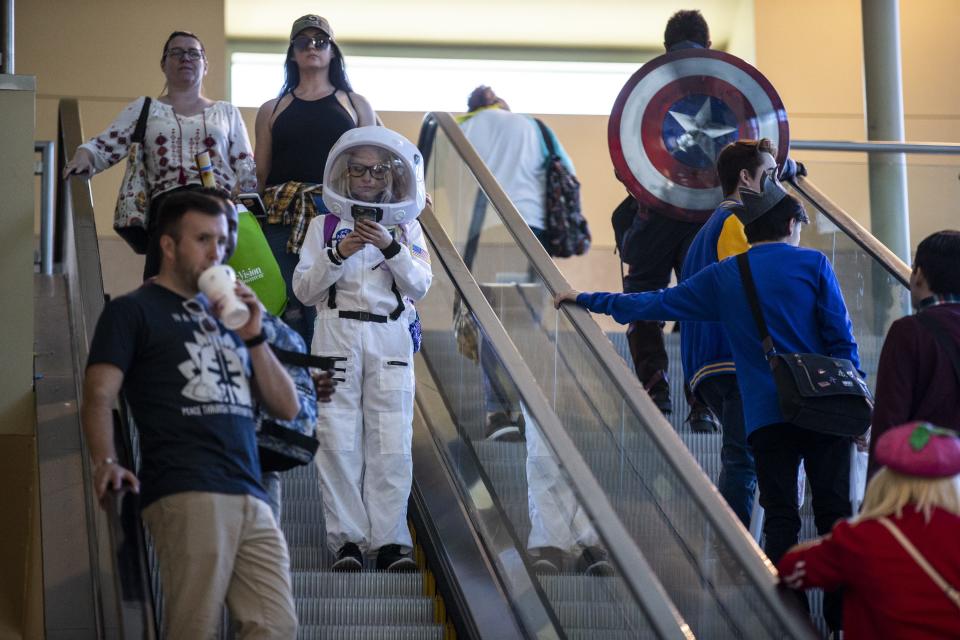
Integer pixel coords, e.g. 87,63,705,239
421,111,817,639
417,205,693,640
409,392,531,640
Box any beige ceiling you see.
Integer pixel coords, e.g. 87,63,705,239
226,0,753,52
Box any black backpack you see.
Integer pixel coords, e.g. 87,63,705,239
534,119,590,258
611,194,638,259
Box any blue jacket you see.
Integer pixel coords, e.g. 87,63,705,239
577,243,861,436
679,199,748,390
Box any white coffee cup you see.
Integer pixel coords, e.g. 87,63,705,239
198,265,250,330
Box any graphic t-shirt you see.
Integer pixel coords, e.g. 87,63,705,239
87,283,267,508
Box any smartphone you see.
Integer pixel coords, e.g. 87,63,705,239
351,204,382,224
237,192,267,220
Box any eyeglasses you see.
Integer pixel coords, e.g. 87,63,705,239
291,35,331,52
182,298,220,336
165,47,204,61
347,163,389,180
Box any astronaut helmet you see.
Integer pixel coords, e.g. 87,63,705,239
322,126,426,226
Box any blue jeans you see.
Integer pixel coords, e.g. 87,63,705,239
263,222,316,346
696,374,756,526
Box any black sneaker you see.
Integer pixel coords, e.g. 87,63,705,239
686,407,721,433
485,411,525,442
645,378,672,416
376,544,418,573
530,546,567,575
578,546,615,577
332,542,363,572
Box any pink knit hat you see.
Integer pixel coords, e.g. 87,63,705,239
874,421,960,478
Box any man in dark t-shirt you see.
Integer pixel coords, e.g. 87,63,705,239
82,191,300,638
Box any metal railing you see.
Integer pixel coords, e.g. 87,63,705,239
35,140,55,274
420,204,694,639
56,97,157,639
422,111,819,639
789,176,911,286
792,139,960,155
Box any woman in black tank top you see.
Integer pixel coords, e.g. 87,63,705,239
253,14,377,348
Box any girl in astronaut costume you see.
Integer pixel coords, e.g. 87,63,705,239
293,127,431,572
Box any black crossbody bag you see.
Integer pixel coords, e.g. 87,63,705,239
736,253,873,437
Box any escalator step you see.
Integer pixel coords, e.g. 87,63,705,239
296,625,444,640
295,597,435,625
565,630,655,640
292,571,425,598
288,545,333,571
551,599,649,630
539,575,629,602
283,522,326,547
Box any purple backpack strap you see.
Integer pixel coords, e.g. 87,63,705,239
323,214,339,247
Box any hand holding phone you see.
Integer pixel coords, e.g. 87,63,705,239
237,193,267,219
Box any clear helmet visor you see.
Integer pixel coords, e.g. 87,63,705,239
325,145,409,205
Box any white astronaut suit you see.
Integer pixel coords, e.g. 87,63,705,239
524,419,600,554
292,127,432,557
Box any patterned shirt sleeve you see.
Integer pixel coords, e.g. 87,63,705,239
78,97,148,173
226,104,256,191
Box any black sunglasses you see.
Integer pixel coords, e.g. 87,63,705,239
291,35,331,52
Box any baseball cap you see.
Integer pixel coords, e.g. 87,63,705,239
290,15,334,41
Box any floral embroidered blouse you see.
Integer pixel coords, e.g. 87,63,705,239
79,97,256,197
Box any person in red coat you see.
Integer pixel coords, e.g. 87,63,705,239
778,421,960,639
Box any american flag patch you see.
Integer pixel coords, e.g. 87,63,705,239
411,244,430,264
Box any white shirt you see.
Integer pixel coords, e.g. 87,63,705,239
80,97,256,197
460,108,552,230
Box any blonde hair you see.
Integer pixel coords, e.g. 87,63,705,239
333,145,408,204
855,468,960,524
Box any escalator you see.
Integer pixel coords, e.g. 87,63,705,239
38,97,911,639
416,112,913,639
38,98,692,639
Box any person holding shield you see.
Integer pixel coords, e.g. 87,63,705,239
613,10,804,432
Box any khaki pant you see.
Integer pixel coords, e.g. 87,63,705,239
141,492,297,639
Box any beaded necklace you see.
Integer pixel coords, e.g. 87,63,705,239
170,103,213,186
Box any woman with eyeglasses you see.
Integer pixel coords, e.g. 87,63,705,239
254,15,377,345
64,31,256,280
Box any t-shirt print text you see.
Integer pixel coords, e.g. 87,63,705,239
173,309,253,417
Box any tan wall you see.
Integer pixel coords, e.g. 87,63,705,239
756,0,960,247
20,0,228,245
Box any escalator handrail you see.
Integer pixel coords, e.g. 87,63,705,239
419,205,694,640
422,111,817,638
789,176,911,286
57,97,157,639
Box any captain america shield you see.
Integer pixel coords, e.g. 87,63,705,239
609,48,789,222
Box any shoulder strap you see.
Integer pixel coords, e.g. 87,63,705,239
322,214,340,310
917,311,960,385
271,92,292,118
323,214,340,246
736,253,778,365
346,91,360,125
533,118,556,157
878,517,960,610
132,97,152,144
